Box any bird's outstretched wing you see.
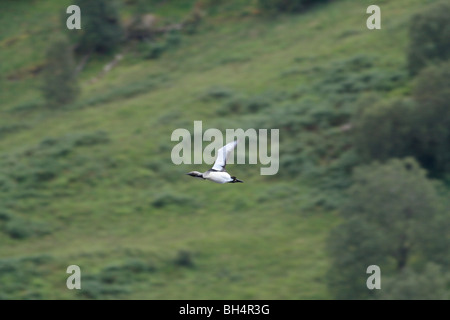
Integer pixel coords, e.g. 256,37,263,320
211,140,238,172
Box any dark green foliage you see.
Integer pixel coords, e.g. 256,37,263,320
142,41,167,59
74,0,124,53
174,250,194,268
0,124,28,140
257,98,356,192
327,158,448,299
317,55,407,98
407,1,450,75
377,264,450,300
71,131,110,146
80,279,130,299
353,98,417,163
258,0,331,13
0,131,110,227
412,62,450,179
8,100,44,114
0,131,110,240
0,131,110,188
166,31,183,48
181,4,205,35
79,258,156,299
40,36,80,109
354,63,450,179
139,30,184,60
152,192,196,208
0,255,52,299
201,86,234,101
2,0,450,301
218,94,272,115
2,216,51,240
327,216,389,300
267,55,406,194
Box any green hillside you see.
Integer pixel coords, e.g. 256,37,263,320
0,0,448,300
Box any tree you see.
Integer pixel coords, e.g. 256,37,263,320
353,62,450,180
353,98,417,164
412,62,450,179
327,158,447,299
74,0,124,53
327,215,389,300
41,36,80,108
407,1,450,75
377,263,450,300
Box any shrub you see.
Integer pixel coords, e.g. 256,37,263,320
166,31,183,48
0,131,111,197
201,86,234,101
79,258,156,299
40,36,80,109
407,1,450,75
3,218,33,239
2,216,51,240
151,192,194,208
80,278,129,299
71,131,110,147
8,99,44,114
258,0,331,13
174,250,194,268
0,124,28,140
318,55,407,96
0,210,12,221
142,41,167,60
353,98,417,165
218,95,272,115
0,255,52,299
74,0,124,54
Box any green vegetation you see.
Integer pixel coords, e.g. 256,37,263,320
407,1,450,75
73,0,124,53
0,0,448,300
327,158,449,299
378,263,450,300
40,35,80,108
258,0,332,13
354,62,450,179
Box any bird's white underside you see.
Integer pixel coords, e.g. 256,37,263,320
204,171,233,184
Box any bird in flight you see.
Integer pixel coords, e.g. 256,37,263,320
186,140,243,184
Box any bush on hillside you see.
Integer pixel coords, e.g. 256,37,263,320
74,0,124,53
258,0,331,13
353,98,417,165
407,1,450,75
40,36,80,109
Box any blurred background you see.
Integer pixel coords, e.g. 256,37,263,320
0,0,449,300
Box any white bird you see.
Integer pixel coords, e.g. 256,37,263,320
186,140,243,184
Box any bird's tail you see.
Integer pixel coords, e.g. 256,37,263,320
230,176,243,183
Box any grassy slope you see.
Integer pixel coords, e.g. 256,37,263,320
0,0,431,299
